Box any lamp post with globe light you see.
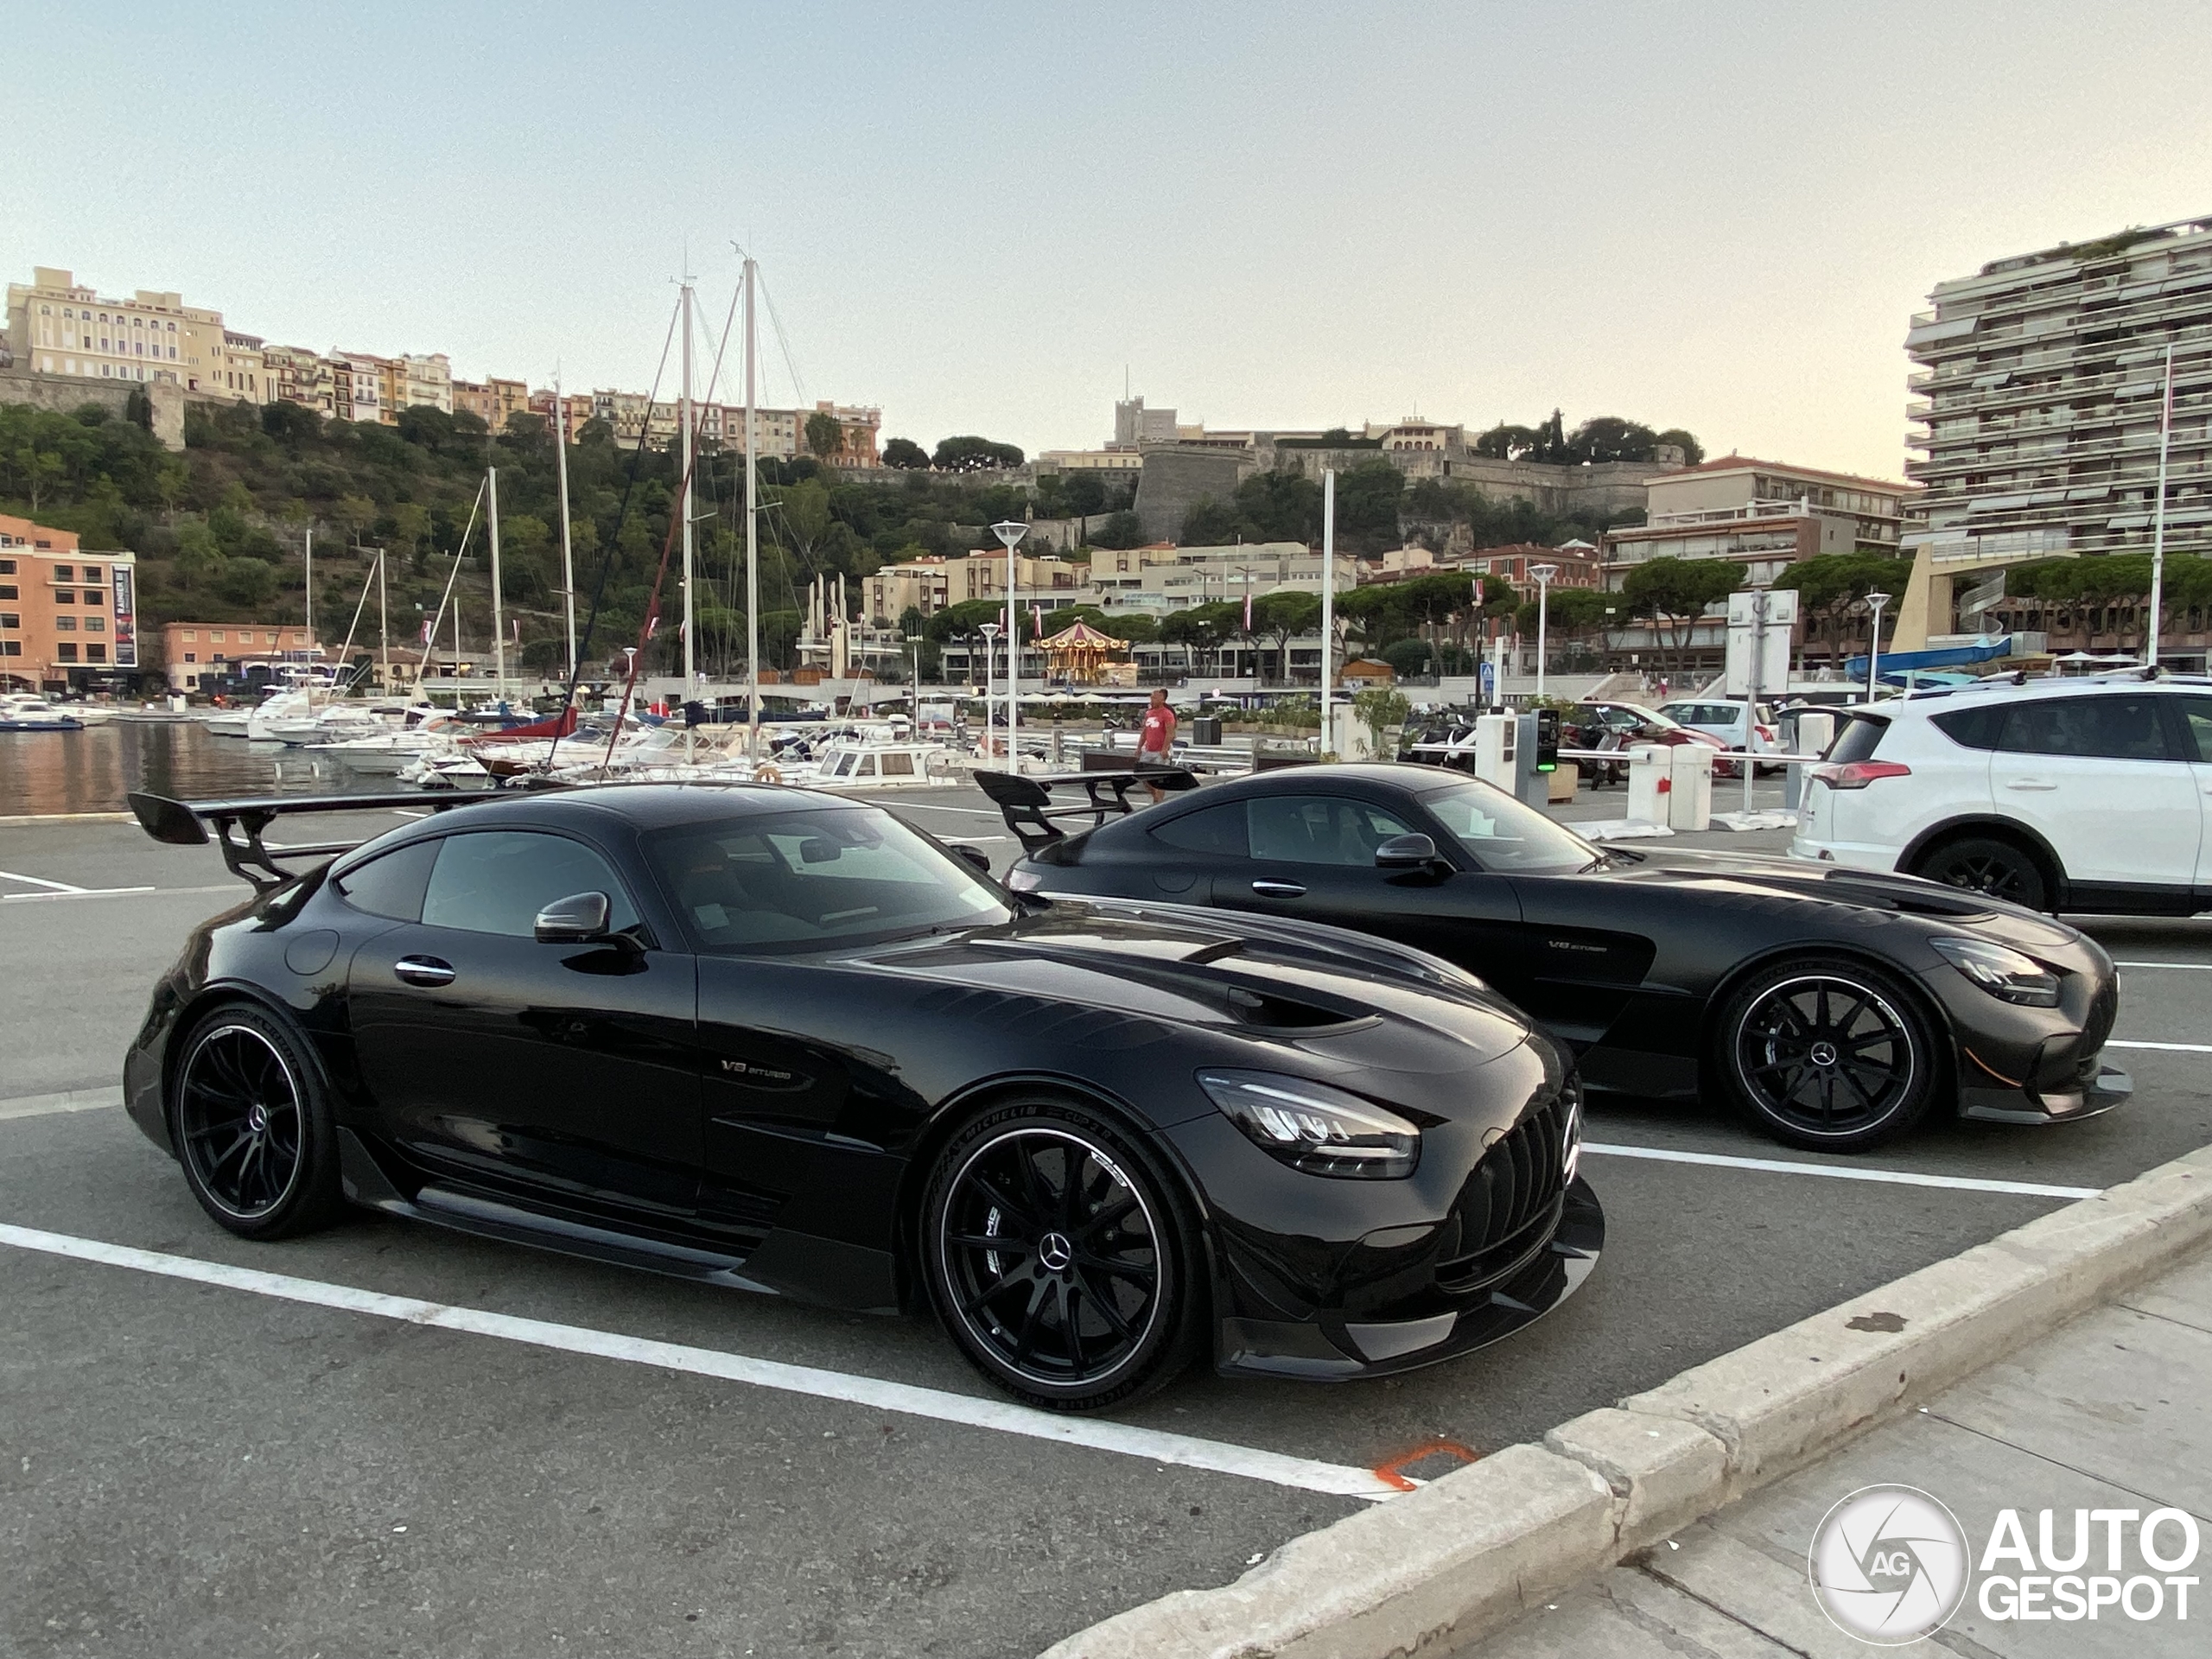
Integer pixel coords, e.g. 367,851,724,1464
1529,563,1558,700
990,520,1029,768
1864,591,1892,704
978,621,1001,757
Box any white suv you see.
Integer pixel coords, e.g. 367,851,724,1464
1792,673,2212,915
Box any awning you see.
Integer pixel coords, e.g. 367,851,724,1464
1844,637,2018,680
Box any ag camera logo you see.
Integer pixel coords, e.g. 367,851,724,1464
1808,1484,1970,1643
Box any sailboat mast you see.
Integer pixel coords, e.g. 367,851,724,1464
487,466,506,702
554,375,577,683
744,253,760,761
680,278,697,702
378,550,389,695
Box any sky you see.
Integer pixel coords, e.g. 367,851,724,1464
8,1,2210,481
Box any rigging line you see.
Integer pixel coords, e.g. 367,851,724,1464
756,270,806,408
413,479,486,685
548,299,681,755
592,291,747,773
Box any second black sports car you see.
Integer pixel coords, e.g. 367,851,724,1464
123,782,1599,1412
1000,765,2132,1151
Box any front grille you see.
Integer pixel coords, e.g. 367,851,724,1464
2082,976,2118,1053
1436,1090,1570,1294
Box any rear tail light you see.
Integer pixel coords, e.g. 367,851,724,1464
1809,760,1912,790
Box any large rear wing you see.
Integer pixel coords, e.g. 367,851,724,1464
973,766,1196,856
125,790,519,892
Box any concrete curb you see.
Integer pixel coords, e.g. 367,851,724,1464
0,811,135,825
1040,1143,2212,1659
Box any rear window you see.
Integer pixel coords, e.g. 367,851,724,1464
1149,801,1248,856
1929,704,2003,750
1826,714,1888,763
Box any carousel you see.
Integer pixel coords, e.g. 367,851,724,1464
1038,619,1130,686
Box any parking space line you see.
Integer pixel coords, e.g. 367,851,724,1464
1,885,222,904
0,1087,124,1122
0,868,88,893
891,804,1003,817
2106,1039,2212,1053
0,1222,1401,1503
2114,962,2212,971
1581,1142,2099,1199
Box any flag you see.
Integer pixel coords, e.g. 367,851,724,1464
420,619,433,645
1243,588,1253,631
1032,603,1044,638
646,613,659,639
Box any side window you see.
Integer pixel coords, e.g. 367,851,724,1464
421,832,640,938
1248,795,1414,866
2175,696,2212,764
1148,802,1249,856
1999,696,2174,761
331,837,442,922
1929,705,2002,750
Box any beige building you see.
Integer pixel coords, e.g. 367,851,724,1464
528,389,598,442
5,266,226,391
1601,456,1913,588
862,552,1080,624
213,332,269,401
262,345,335,413
809,401,880,467
382,354,454,417
1088,541,1356,619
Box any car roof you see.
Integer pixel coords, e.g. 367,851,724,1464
361,781,866,846
1146,763,1467,805
1859,671,2212,718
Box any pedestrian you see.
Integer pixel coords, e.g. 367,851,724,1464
1135,688,1177,804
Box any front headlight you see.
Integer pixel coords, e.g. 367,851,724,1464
1197,1070,1421,1179
1931,937,2061,1007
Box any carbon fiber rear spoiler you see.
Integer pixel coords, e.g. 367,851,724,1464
974,766,1196,855
125,789,520,892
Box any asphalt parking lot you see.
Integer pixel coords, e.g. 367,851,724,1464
3,786,2209,1657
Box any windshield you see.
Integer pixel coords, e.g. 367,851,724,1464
1420,778,1601,874
645,804,1011,953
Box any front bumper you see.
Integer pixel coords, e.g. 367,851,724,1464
1212,1178,1605,1380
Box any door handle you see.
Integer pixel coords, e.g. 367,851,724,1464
1249,880,1306,898
392,956,456,988
2004,779,2056,791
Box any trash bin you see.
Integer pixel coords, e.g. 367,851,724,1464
1191,715,1222,746
1669,744,1713,830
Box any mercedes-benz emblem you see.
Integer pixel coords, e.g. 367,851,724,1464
246,1104,269,1133
1038,1232,1073,1272
1809,1040,1839,1068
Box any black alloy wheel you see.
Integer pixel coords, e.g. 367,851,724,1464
1716,960,1936,1151
1914,836,2050,912
174,1006,342,1239
923,1101,1199,1412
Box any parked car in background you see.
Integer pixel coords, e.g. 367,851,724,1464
1657,699,1781,777
1562,701,1731,781
1792,671,2212,916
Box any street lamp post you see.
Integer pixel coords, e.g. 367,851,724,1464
1529,563,1558,700
978,621,1001,758
1863,590,1892,704
990,520,1029,769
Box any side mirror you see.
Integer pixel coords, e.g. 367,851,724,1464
1375,833,1440,871
948,842,993,876
535,890,612,944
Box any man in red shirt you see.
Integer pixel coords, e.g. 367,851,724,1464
1135,688,1177,803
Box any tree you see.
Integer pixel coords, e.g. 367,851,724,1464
804,410,844,461
1064,473,1107,518
214,556,276,609
1621,556,1741,669
1351,685,1412,758
1252,589,1322,684
1180,496,1243,545
932,435,1024,472
880,436,930,470
1793,553,1915,666
1160,600,1242,676
1655,428,1705,466
1333,459,1406,556
1567,416,1661,464
1091,510,1146,550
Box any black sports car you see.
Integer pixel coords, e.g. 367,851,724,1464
999,765,2132,1151
122,783,1600,1412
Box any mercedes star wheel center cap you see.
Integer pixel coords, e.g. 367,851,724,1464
1808,1040,1839,1068
1039,1232,1073,1272
247,1104,269,1133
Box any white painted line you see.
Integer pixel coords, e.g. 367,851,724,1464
0,868,87,893
2114,961,2212,971
0,1087,124,1122
1581,1142,2099,1200
392,809,431,819
0,1223,1400,1503
0,885,227,904
2107,1039,2212,1053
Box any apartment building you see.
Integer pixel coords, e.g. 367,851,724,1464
158,620,321,690
808,401,880,468
1600,457,1912,588
1895,214,2212,651
4,267,229,391
1087,541,1357,619
0,514,138,688
861,552,1080,624
385,354,454,417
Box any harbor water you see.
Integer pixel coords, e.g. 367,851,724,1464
0,721,423,816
